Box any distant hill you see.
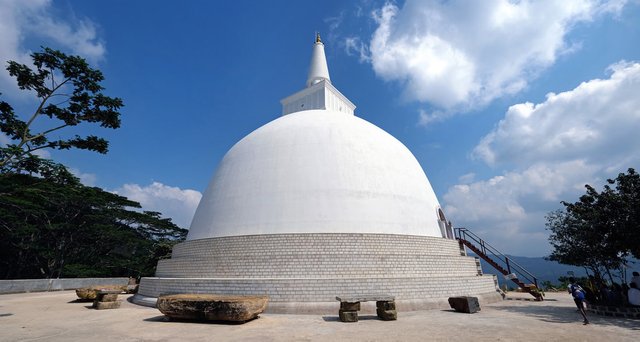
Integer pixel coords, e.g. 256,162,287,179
472,254,587,288
468,253,639,289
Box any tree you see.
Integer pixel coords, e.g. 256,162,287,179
0,171,187,279
0,47,123,173
0,47,187,280
606,169,640,258
546,168,640,283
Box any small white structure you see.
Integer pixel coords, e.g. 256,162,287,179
135,34,501,313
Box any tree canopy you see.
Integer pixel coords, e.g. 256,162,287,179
546,168,640,283
0,171,187,279
0,47,187,279
0,47,123,173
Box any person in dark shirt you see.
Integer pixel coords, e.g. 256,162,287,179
568,277,590,325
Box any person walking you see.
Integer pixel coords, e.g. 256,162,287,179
568,277,590,325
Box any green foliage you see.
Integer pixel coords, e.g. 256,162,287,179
0,47,187,280
546,168,640,282
0,172,187,279
0,47,123,172
540,280,555,290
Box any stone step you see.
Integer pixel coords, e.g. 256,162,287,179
156,254,480,278
171,234,462,259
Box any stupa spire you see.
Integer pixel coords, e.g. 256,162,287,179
306,32,331,87
280,34,355,116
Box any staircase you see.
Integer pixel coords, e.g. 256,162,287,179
454,228,543,301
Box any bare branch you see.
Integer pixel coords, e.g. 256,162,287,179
22,77,71,140
53,99,70,107
25,144,52,154
26,123,71,143
49,93,71,98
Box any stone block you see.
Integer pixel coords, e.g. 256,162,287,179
448,296,480,313
376,309,398,321
99,293,119,302
93,301,121,310
340,302,360,311
339,310,358,322
376,301,396,310
157,294,268,322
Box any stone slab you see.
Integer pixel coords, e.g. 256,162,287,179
336,295,395,302
76,286,124,301
156,294,269,322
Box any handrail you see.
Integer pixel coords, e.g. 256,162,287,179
455,227,538,288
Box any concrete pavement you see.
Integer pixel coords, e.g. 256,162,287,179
0,291,638,341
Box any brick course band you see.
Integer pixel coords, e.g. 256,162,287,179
136,233,501,313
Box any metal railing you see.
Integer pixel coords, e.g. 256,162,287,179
454,227,538,289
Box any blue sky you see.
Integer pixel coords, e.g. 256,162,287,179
1,0,639,256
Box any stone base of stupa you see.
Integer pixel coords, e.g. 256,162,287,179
134,233,502,314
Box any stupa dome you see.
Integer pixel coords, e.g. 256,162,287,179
187,109,443,240
134,35,500,313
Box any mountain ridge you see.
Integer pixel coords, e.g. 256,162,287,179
473,254,587,288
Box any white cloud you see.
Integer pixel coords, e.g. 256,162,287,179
31,148,51,160
418,108,450,126
443,61,640,256
444,161,600,256
363,0,625,111
69,168,97,186
0,0,105,100
445,161,598,223
345,36,371,63
324,10,346,44
113,182,202,229
457,173,476,184
474,62,640,166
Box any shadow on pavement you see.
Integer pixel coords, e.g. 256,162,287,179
321,315,388,322
493,304,640,330
67,299,92,304
144,315,172,322
143,315,260,325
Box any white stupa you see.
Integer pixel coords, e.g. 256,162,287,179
134,34,501,313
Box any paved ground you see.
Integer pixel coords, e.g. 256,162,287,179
0,291,638,341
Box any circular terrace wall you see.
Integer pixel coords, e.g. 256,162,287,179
135,233,502,313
